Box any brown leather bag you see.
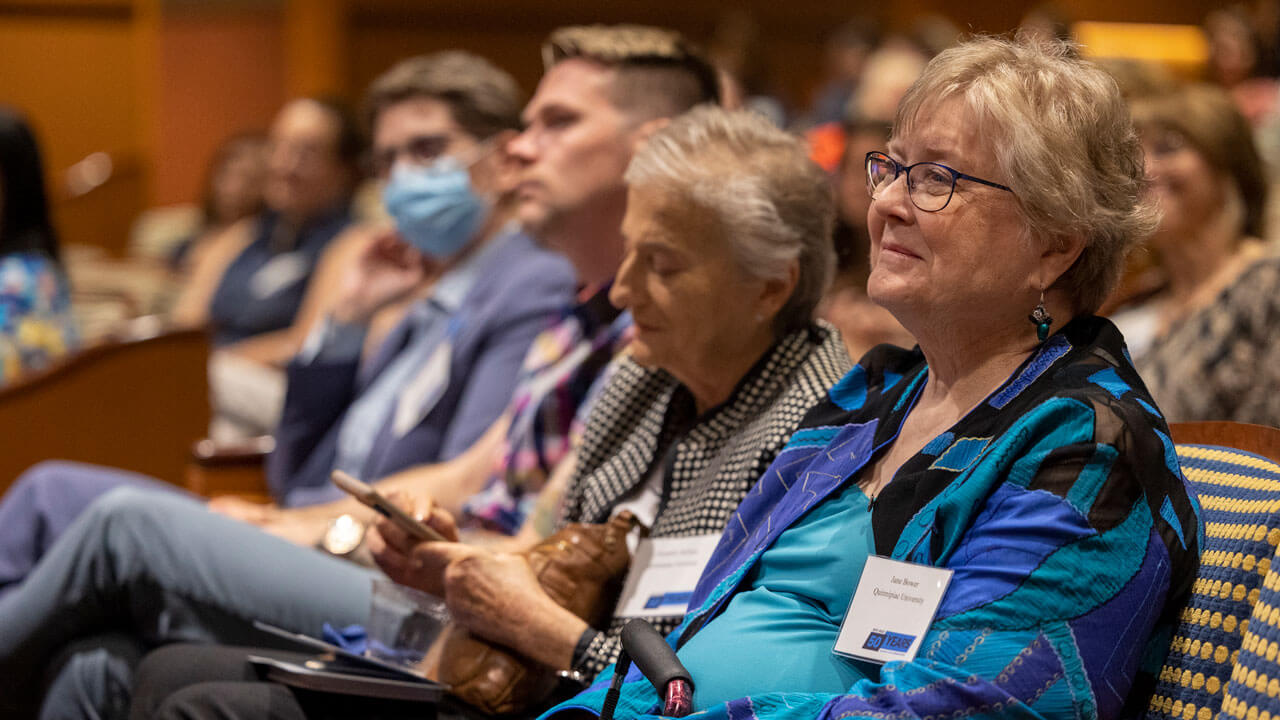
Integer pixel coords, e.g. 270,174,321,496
438,511,635,715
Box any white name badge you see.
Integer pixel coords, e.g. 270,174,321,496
833,555,953,664
392,341,451,437
249,252,309,299
615,534,721,618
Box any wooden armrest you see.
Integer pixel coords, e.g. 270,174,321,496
190,436,275,466
0,327,209,497
1170,422,1280,464
185,436,274,500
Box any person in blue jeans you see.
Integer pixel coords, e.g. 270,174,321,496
0,51,574,595
0,25,721,720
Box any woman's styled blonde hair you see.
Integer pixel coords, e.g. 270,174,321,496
895,36,1159,314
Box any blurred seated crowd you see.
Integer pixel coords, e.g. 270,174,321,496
0,4,1278,720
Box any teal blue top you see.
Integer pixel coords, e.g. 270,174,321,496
675,479,878,709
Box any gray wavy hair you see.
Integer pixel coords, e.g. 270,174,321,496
624,106,835,335
895,36,1159,314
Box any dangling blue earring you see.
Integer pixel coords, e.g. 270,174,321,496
1029,290,1053,342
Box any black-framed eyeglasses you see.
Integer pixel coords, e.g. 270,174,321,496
865,151,1013,212
367,133,456,179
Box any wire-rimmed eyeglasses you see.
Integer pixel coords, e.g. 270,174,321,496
865,151,1013,212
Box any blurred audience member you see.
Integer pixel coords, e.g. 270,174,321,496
1126,84,1280,425
818,40,924,360
1019,2,1074,45
1095,58,1181,317
805,17,881,127
0,107,77,385
709,9,784,125
804,38,928,173
906,13,962,58
1206,6,1279,125
129,133,268,270
261,51,575,507
1096,57,1180,101
168,133,269,269
846,38,929,129
170,99,360,438
169,97,360,349
821,119,914,361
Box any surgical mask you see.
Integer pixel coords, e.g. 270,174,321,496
382,155,490,259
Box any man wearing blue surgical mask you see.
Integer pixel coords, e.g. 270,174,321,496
259,52,577,509
0,52,576,608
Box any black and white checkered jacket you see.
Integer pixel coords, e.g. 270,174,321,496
558,321,852,677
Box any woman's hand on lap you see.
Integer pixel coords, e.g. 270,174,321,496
443,549,586,669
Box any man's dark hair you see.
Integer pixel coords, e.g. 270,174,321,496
0,107,60,263
304,96,364,171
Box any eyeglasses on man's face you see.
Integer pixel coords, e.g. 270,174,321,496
368,133,461,179
368,132,497,180
865,151,1013,212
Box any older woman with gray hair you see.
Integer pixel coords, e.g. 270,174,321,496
372,102,851,688
545,36,1199,720
122,106,852,719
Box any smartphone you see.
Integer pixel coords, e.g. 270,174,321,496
330,470,447,543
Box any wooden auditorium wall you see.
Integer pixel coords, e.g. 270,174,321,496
345,0,1215,126
154,5,284,208
346,0,852,113
0,1,284,255
0,0,1218,258
0,1,143,256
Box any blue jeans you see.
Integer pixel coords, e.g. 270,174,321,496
0,461,184,600
0,487,375,718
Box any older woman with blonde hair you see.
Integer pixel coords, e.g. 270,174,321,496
545,36,1199,720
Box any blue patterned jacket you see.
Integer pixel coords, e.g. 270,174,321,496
544,316,1202,720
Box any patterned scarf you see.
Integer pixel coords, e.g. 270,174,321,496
559,322,851,675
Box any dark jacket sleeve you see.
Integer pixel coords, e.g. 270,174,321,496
265,352,362,501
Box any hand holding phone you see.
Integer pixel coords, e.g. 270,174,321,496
330,470,448,543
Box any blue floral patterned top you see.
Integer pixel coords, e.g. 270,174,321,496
0,251,77,384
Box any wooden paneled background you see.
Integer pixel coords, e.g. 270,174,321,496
0,0,1217,256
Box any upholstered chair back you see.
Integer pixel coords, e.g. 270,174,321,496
1147,440,1280,720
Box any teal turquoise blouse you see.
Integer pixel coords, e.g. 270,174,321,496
676,479,878,709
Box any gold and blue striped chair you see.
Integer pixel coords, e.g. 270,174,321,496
1147,422,1280,720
